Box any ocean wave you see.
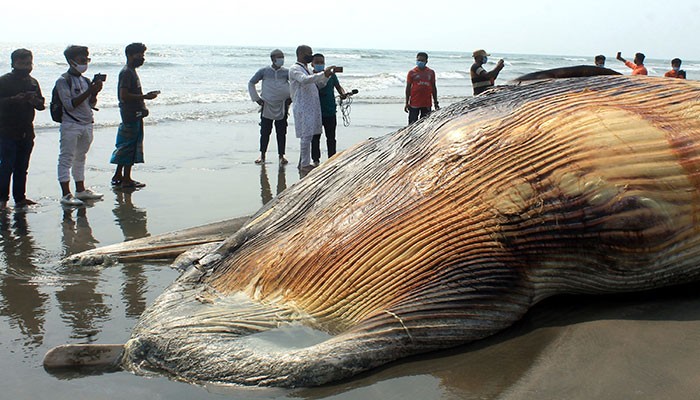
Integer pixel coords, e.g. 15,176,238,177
34,108,257,132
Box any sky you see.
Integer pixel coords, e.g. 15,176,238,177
2,0,699,60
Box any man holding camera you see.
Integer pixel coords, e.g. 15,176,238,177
0,49,45,209
56,45,104,206
311,53,347,165
110,42,159,189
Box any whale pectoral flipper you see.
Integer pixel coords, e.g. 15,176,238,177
43,344,124,369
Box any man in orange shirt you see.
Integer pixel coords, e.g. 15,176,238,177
616,52,648,75
404,52,439,125
664,58,686,79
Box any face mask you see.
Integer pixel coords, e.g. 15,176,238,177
72,61,88,74
416,61,427,69
482,56,488,64
673,67,680,72
274,58,284,67
303,54,314,64
313,64,325,72
596,63,605,67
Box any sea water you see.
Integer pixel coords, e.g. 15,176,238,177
1,43,697,133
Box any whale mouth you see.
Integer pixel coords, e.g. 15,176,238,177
120,270,345,386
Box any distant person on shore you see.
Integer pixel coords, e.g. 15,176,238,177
664,58,686,79
289,45,336,173
110,43,159,189
616,52,647,75
311,53,347,166
0,49,45,210
405,52,438,124
470,49,505,96
248,49,291,165
55,45,104,206
594,55,606,67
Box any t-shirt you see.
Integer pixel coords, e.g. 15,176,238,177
118,66,147,122
624,61,648,76
319,74,339,117
0,72,44,140
664,69,686,79
407,66,436,108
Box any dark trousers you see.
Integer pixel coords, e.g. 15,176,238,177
408,106,431,124
312,116,337,163
260,115,287,156
0,136,34,203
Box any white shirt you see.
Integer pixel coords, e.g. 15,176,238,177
289,62,328,138
248,65,290,120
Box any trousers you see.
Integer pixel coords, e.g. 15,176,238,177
0,136,34,202
58,122,93,183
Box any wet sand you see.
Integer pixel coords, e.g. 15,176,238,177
2,101,700,399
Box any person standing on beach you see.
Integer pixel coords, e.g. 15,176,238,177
248,49,291,165
110,42,159,189
56,45,104,206
289,45,336,173
0,49,44,210
594,55,606,67
311,53,347,166
404,52,438,124
470,49,505,96
616,52,647,75
664,58,686,79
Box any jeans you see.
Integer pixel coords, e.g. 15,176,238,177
408,106,431,124
0,136,34,203
260,116,287,156
312,115,337,163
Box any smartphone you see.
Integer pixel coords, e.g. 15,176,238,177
93,73,107,82
334,66,344,73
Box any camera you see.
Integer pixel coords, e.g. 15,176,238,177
93,73,107,83
334,66,344,73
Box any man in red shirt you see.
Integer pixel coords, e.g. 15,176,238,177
404,52,439,125
616,51,648,76
664,58,686,79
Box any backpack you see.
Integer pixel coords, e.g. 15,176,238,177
50,73,90,123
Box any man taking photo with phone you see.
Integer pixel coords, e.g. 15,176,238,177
55,45,104,206
0,48,45,209
110,42,159,189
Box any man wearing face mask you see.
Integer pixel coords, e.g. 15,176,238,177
311,53,347,166
289,45,336,173
55,45,104,206
470,49,505,96
664,58,686,79
0,49,45,209
248,49,291,165
405,52,439,124
110,42,159,189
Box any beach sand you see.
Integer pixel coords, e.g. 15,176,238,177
3,100,700,399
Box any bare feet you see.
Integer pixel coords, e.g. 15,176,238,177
279,155,288,165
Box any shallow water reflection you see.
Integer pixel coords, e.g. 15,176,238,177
260,164,287,206
0,209,47,349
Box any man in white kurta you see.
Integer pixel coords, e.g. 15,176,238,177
289,45,334,172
